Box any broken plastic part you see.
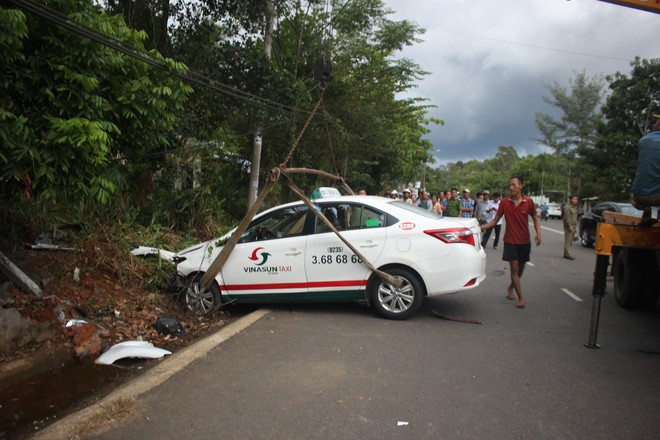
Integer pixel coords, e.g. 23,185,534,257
130,246,175,262
95,341,172,365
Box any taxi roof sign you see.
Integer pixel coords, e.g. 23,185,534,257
598,0,660,14
310,187,341,200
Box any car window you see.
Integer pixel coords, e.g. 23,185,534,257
315,203,387,233
315,205,346,233
238,206,309,243
352,204,387,229
390,200,439,219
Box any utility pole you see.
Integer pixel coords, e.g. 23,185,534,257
248,0,276,207
248,133,262,206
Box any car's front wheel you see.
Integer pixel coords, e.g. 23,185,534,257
369,268,424,320
183,274,222,315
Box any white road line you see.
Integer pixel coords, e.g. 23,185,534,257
561,287,583,302
541,224,564,234
534,222,564,235
526,262,535,267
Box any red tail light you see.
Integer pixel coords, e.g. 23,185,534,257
424,228,475,246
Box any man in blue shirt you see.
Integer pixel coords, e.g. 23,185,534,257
632,114,660,215
460,189,474,218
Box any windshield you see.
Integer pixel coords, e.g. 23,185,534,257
390,200,441,219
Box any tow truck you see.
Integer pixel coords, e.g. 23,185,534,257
585,209,660,348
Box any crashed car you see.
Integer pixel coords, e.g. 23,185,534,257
172,194,486,320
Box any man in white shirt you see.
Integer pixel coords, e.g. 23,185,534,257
402,188,413,204
481,190,499,248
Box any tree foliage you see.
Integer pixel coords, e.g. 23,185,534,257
534,71,604,157
583,57,660,200
2,0,440,238
166,0,437,201
533,71,605,195
0,0,191,210
14,0,655,242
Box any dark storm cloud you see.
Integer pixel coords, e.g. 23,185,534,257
384,0,658,165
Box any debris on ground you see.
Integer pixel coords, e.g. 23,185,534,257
95,340,172,365
0,231,232,440
130,246,175,262
153,317,185,336
0,237,231,365
431,309,483,324
67,321,109,359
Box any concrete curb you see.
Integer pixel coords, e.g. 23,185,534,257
31,309,270,440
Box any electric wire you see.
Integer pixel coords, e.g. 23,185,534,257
6,0,321,118
438,28,632,63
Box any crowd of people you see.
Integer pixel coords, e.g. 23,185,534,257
378,180,539,309
347,116,659,311
378,186,505,247
383,187,504,248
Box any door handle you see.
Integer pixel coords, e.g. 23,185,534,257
360,241,379,248
285,249,303,256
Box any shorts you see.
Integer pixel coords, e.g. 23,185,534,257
502,242,531,263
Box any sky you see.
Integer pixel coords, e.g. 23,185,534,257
381,0,659,165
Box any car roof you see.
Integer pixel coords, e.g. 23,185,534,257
312,195,393,204
256,195,394,216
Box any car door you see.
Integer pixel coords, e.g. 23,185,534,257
304,202,388,300
220,205,310,300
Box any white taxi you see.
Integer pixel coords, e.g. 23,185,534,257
172,194,486,320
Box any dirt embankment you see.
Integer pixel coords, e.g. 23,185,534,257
1,237,233,439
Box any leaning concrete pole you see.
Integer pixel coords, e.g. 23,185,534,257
247,0,276,208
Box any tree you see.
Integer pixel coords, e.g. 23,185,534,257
165,0,436,200
535,71,604,156
583,57,660,200
0,0,191,208
535,71,604,195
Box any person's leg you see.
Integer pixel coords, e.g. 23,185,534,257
481,228,493,248
563,229,573,257
493,225,501,248
507,260,525,308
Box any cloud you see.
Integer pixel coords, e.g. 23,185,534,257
383,0,658,164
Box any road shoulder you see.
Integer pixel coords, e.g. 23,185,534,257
31,309,270,440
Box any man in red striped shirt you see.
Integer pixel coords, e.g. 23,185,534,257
480,177,541,309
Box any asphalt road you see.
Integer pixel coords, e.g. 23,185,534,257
75,219,660,439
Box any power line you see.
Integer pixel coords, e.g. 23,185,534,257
6,0,321,118
438,28,631,63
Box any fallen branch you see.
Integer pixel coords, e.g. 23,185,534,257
0,250,43,299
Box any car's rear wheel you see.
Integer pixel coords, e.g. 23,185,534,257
183,273,222,315
369,268,424,320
